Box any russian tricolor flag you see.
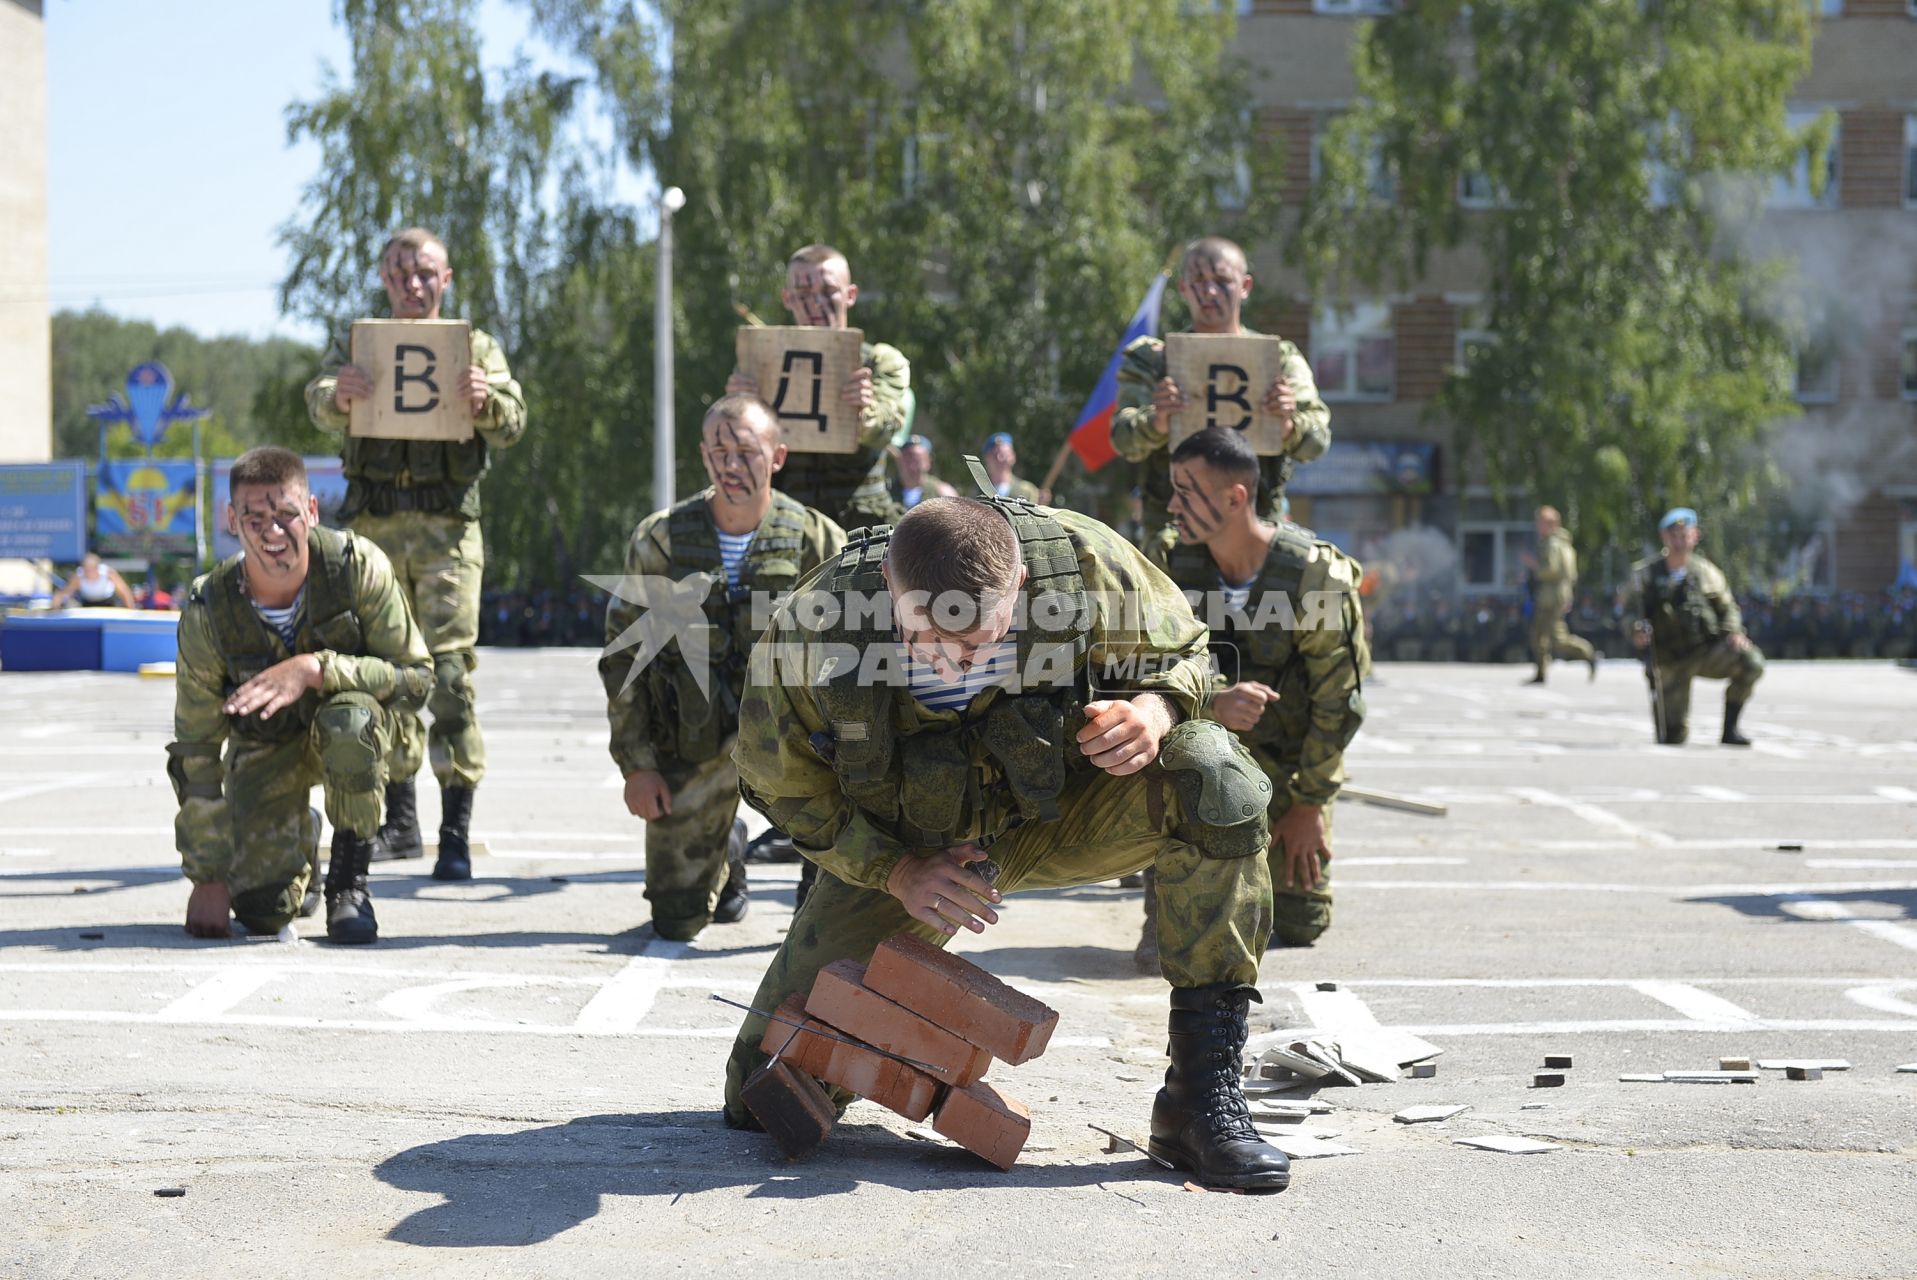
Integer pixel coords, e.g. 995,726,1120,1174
1067,272,1169,472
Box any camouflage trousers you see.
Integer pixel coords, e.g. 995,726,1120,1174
645,741,742,941
350,511,485,787
190,692,403,933
1248,743,1335,946
722,761,1272,1125
1530,612,1595,678
1654,640,1766,744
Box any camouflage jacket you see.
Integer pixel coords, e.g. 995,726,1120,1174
1533,528,1578,614
601,490,846,776
1633,553,1743,662
303,324,527,521
170,528,432,885
733,506,1212,891
1149,525,1367,808
1111,326,1330,532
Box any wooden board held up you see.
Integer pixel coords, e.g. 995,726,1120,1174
1166,332,1290,455
735,326,864,455
348,319,475,442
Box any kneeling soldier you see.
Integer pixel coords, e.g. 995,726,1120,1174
171,448,432,943
1134,427,1367,965
601,395,845,940
721,461,1292,1191
1632,507,1764,746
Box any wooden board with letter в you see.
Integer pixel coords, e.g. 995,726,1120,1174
735,326,865,455
1166,332,1290,455
347,318,476,442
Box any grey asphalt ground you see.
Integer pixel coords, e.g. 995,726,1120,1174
1,651,1914,1279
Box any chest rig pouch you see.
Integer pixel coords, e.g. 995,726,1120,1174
652,493,810,764
204,526,363,746
809,460,1093,848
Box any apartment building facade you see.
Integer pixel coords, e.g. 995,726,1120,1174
1233,0,1917,593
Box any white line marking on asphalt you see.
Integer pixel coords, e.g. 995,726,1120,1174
1336,878,1917,896
1336,857,1469,867
1629,981,1762,1028
1379,1019,1917,1036
1751,742,1807,760
1874,786,1917,802
1510,787,1676,847
1843,985,1917,1019
1295,986,1380,1031
155,968,284,1019
1806,859,1917,869
1539,839,1917,852
0,776,109,807
1777,897,1917,952
572,942,687,1033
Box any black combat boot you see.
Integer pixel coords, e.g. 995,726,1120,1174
1721,701,1752,747
371,778,424,862
433,785,475,881
713,819,750,925
1149,984,1291,1191
324,829,379,945
1133,865,1160,975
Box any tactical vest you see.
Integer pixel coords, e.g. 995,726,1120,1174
1643,564,1722,659
200,526,363,746
808,463,1093,848
340,433,489,519
647,492,812,764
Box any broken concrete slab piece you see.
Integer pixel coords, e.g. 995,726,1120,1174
1663,1071,1757,1084
1268,1134,1360,1159
1618,1074,1667,1083
1408,1063,1438,1079
1784,1066,1823,1081
1718,1057,1753,1072
1896,1064,1917,1074
1455,1135,1559,1155
1394,1105,1470,1124
1542,1054,1574,1069
1755,1060,1850,1072
1532,1073,1566,1088
1087,1123,1175,1170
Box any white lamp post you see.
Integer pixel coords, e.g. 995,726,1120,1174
653,184,687,512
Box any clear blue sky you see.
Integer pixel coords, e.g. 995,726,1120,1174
45,0,642,345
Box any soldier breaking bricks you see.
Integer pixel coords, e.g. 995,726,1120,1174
718,462,1295,1191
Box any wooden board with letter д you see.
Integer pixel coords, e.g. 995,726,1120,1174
1166,332,1290,455
347,319,475,442
735,326,865,455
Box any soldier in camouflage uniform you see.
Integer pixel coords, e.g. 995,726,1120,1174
1134,427,1367,968
1526,505,1598,685
1632,508,1764,746
171,448,432,945
887,434,956,511
981,432,1043,503
305,227,527,883
1111,237,1330,542
722,462,1293,1192
727,244,910,533
600,395,845,941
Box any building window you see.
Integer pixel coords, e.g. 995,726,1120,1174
1905,115,1916,209
1313,302,1396,401
1812,0,1842,14
1795,341,1839,404
1771,107,1839,210
1313,0,1397,12
1454,300,1496,373
1214,110,1254,212
1311,118,1394,205
1458,170,1512,209
1459,522,1535,594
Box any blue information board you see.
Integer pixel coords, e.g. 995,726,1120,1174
0,462,89,561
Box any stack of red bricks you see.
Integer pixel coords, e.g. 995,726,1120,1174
742,933,1059,1170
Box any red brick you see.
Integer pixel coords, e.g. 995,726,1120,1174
933,1081,1031,1171
739,1059,836,1160
763,992,942,1123
863,933,1059,1065
805,959,993,1087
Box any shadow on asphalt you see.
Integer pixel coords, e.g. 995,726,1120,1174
375,1112,1151,1245
0,865,182,897
1689,888,1917,922
0,920,778,956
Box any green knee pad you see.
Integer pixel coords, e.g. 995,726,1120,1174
1156,720,1272,860
1270,892,1332,945
314,693,382,794
231,880,302,934
428,656,475,731
649,887,714,941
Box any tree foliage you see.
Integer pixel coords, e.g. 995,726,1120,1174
1294,0,1820,580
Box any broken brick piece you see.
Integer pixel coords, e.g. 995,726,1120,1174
1408,1063,1437,1079
1719,1056,1753,1072
764,993,942,1122
1543,1054,1574,1070
740,1059,837,1160
1785,1066,1823,1081
1532,1072,1566,1088
934,1080,1031,1171
863,933,1059,1065
807,958,994,1087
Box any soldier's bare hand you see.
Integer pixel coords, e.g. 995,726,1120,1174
1150,376,1186,428
332,364,373,411
1078,695,1176,776
1213,682,1278,733
624,769,672,821
1264,377,1297,441
1631,625,1651,651
840,367,875,411
1729,633,1752,653
887,845,1001,938
457,364,491,416
224,655,322,720
725,370,760,398
1272,803,1329,890
184,882,234,939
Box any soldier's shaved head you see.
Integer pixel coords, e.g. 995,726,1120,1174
700,394,786,509
1536,505,1561,529
703,392,778,438
783,245,858,329
380,228,453,320
1183,236,1248,276
788,243,850,273
888,499,1021,607
383,226,449,263
1178,236,1254,334
229,446,309,499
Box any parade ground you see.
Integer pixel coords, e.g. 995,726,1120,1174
2,652,1913,1279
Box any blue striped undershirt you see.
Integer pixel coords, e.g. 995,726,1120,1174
716,528,755,588
901,628,1020,712
254,589,303,649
